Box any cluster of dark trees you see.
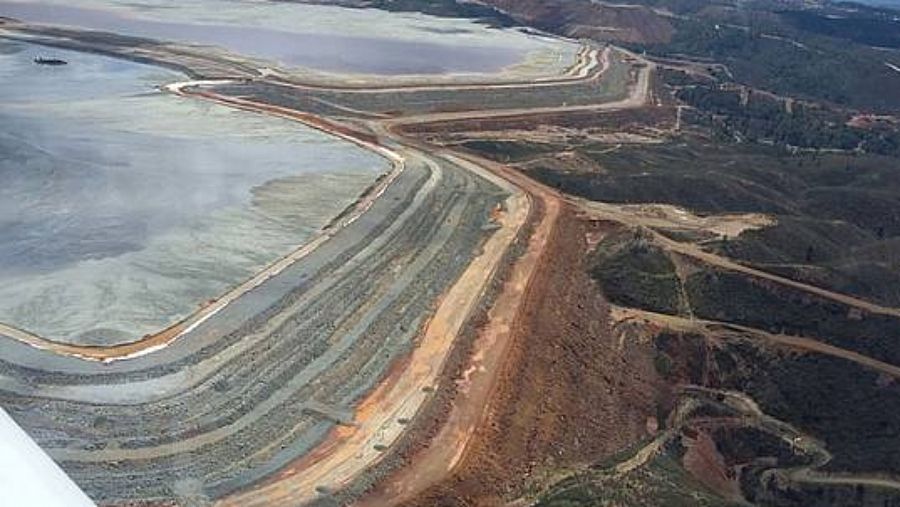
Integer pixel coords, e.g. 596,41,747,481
636,11,900,113
779,7,900,50
672,79,900,155
365,0,515,27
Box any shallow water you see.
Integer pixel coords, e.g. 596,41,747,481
0,40,387,344
0,0,573,75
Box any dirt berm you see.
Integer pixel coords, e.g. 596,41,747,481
371,208,663,505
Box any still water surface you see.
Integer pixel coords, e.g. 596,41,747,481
0,0,565,74
0,40,387,344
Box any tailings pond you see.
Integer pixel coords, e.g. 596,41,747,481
0,0,577,76
0,40,388,345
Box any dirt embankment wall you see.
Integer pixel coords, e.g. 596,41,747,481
405,209,662,505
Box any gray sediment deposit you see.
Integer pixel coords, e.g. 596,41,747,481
0,41,387,344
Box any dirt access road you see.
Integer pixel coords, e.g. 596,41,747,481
611,306,900,380
575,199,900,319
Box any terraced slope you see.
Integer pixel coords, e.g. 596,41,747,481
0,144,504,502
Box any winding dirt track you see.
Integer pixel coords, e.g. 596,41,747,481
575,200,900,318
618,383,900,495
611,306,900,379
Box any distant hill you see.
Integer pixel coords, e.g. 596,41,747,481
852,0,900,6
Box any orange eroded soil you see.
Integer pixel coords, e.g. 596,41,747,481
682,429,743,501
361,205,661,506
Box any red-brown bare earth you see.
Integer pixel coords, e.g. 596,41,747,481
363,206,661,506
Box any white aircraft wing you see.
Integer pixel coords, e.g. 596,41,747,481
0,408,95,507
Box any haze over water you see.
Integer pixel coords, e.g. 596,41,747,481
0,40,387,344
0,0,574,75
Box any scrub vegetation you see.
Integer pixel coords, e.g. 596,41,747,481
436,0,900,500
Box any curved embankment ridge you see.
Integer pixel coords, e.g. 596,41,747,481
141,84,532,505
216,150,530,507
218,52,655,506
210,45,649,507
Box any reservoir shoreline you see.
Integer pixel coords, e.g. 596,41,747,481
0,37,394,350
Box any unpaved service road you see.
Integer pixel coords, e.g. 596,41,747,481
356,149,563,507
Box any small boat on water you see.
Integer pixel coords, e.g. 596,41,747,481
34,57,68,66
